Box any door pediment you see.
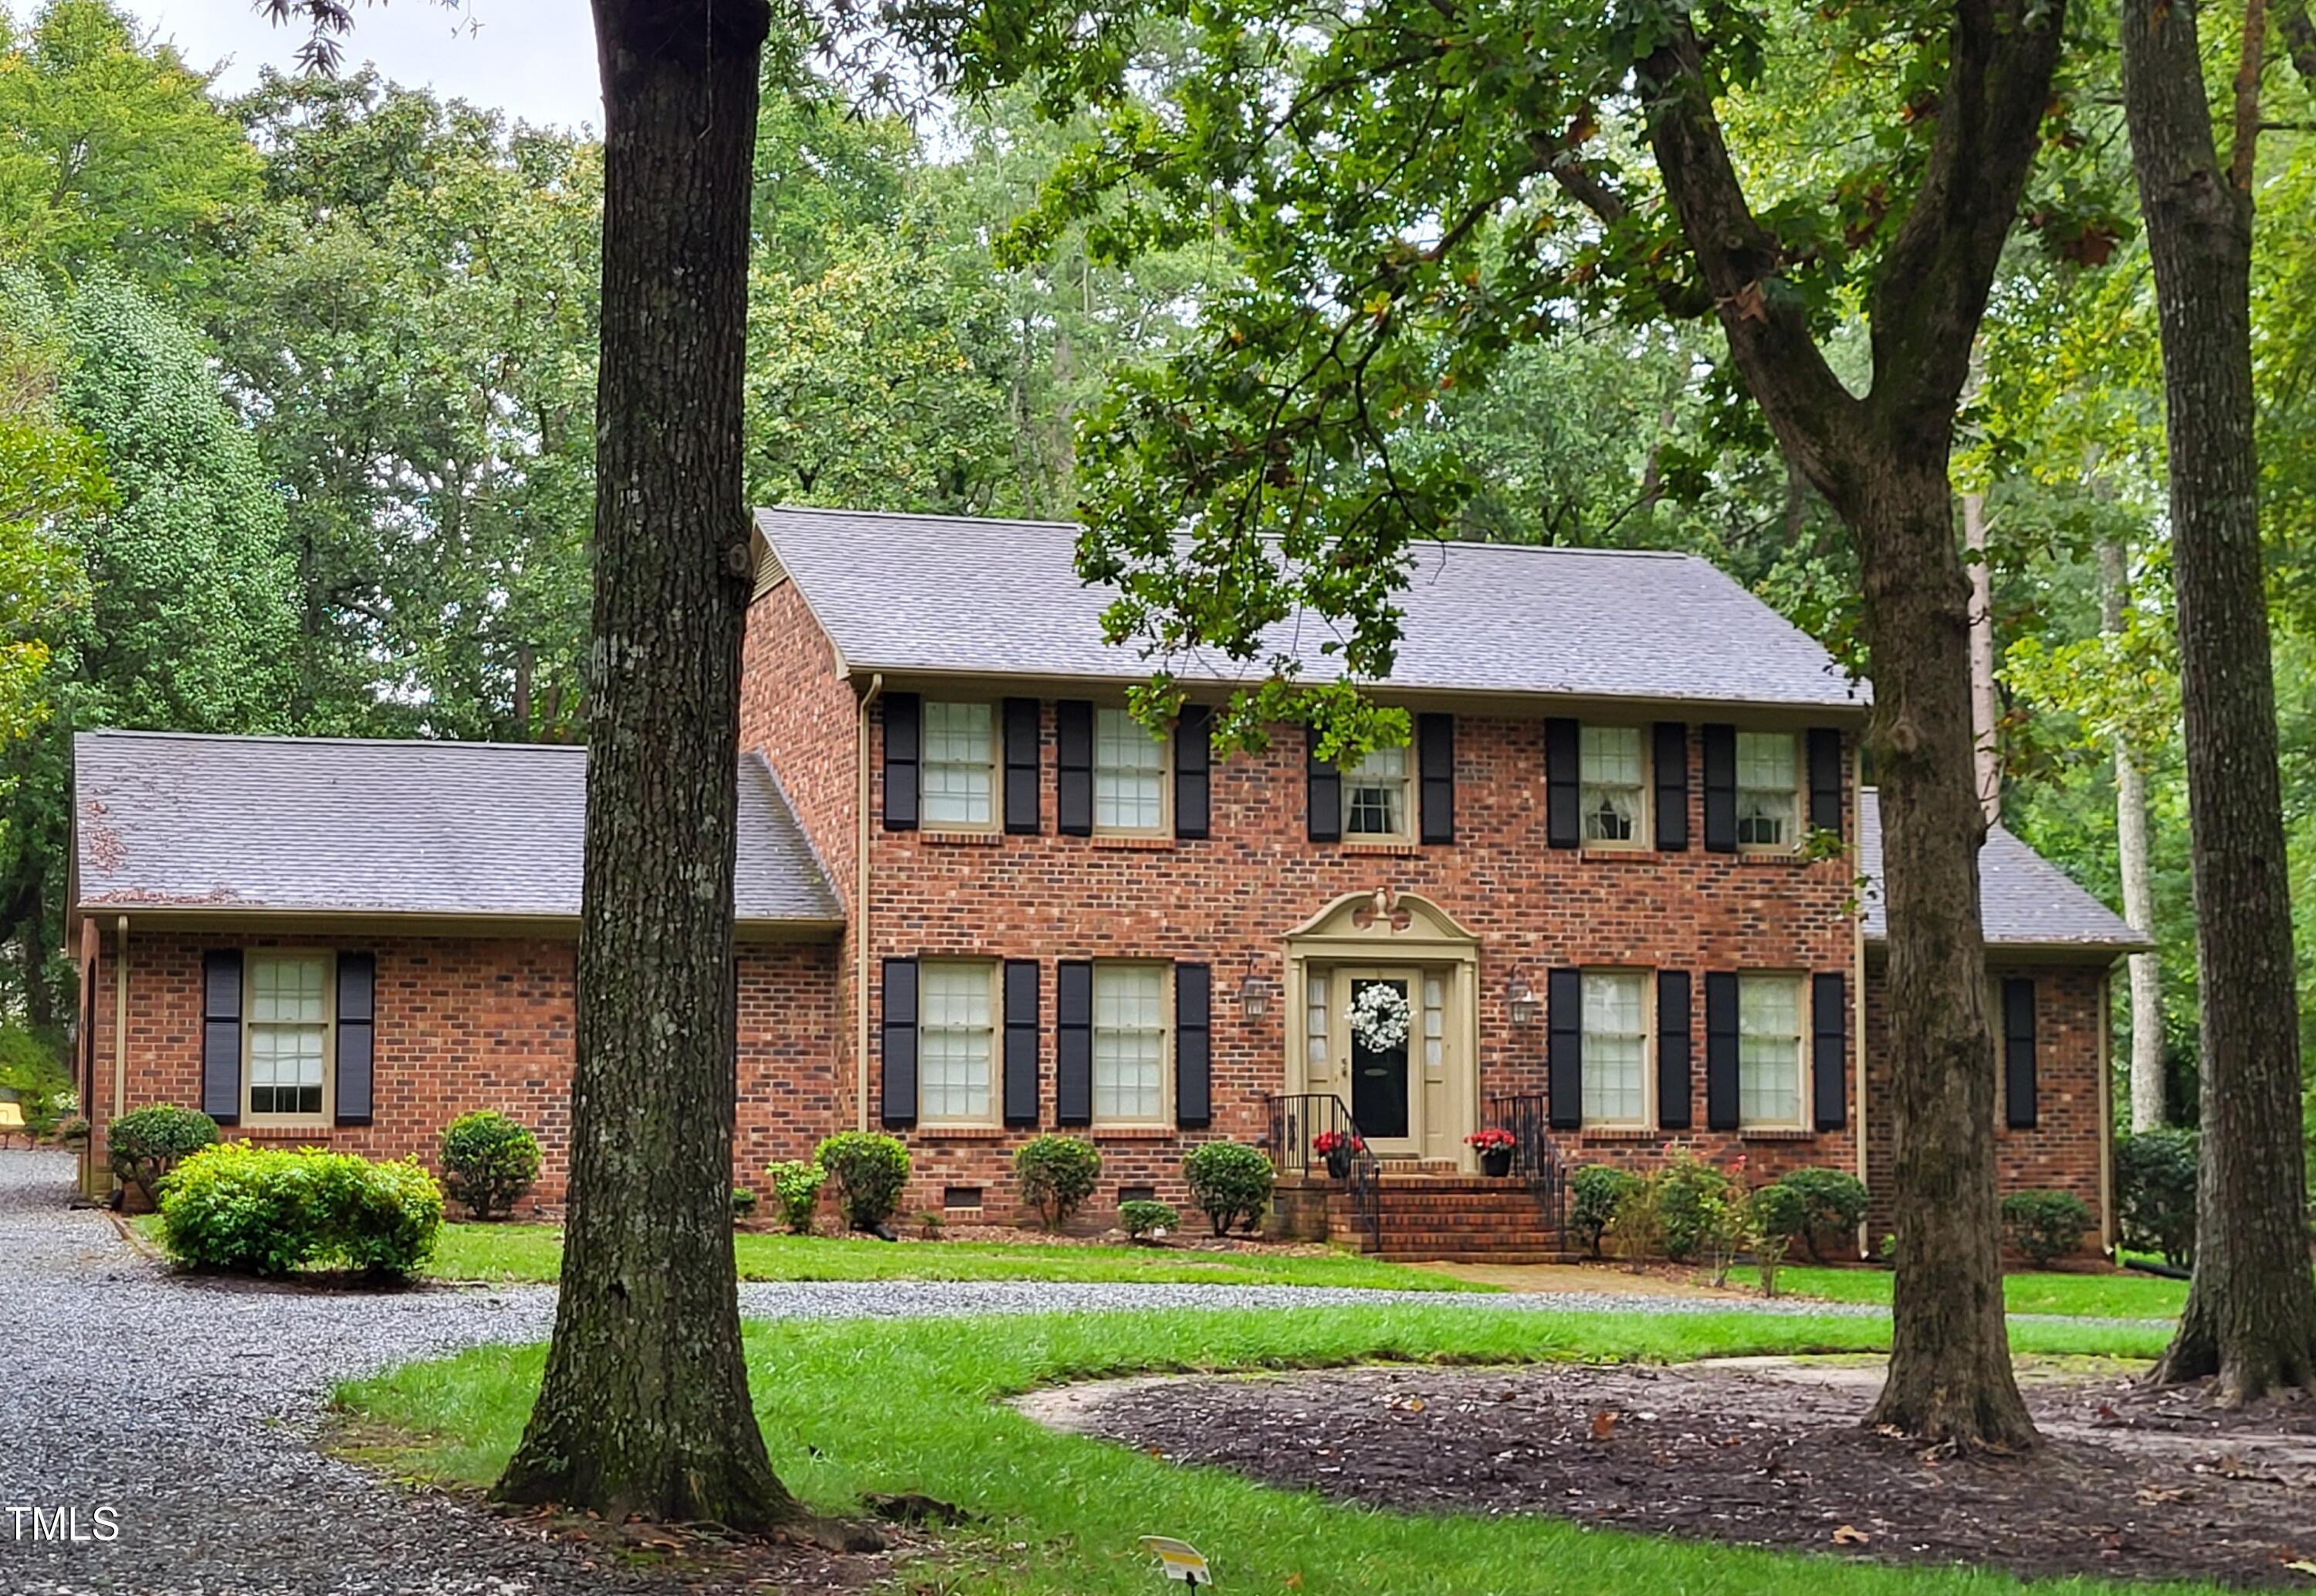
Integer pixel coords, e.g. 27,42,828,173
1285,888,1478,949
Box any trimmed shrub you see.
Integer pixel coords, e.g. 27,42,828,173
1119,1198,1180,1242
1014,1134,1102,1230
2115,1128,2198,1266
2002,1189,2094,1266
157,1143,443,1278
731,1185,760,1219
1771,1166,1870,1263
814,1132,910,1233
1655,1152,1733,1262
766,1159,827,1234
1747,1179,1810,1297
1569,1165,1641,1260
1183,1142,1274,1236
437,1111,541,1219
107,1104,220,1205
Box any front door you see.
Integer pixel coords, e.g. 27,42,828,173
1347,974,1413,1141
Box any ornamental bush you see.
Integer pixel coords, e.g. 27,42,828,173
731,1185,760,1220
766,1158,827,1234
1745,1181,1812,1298
107,1104,220,1205
1183,1141,1274,1236
437,1111,541,1219
1655,1152,1733,1263
2002,1189,2094,1266
1569,1165,1641,1260
157,1143,443,1278
1770,1166,1871,1263
1119,1198,1180,1242
2115,1128,2199,1266
814,1132,910,1233
1014,1134,1102,1230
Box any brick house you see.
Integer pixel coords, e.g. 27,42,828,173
67,507,2145,1255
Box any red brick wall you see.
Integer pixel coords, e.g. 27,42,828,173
85,928,841,1212
740,577,858,915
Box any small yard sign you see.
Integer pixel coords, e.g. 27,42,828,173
1139,1536,1213,1585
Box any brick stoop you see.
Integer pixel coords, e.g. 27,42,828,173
1306,1174,1580,1263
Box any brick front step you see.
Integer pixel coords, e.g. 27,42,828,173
1295,1170,1569,1261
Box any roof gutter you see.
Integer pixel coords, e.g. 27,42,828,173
856,672,883,1133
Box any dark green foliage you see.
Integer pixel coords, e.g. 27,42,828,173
1772,1167,1871,1263
766,1159,828,1234
1118,1198,1180,1241
2115,1129,2199,1266
157,1142,442,1277
732,1185,760,1219
0,1023,71,1134
438,1111,542,1220
1013,1134,1102,1229
105,1103,218,1204
1656,1154,1734,1263
815,1132,911,1233
2002,1189,2095,1266
1748,1179,1813,1247
1182,1142,1275,1236
1569,1165,1641,1260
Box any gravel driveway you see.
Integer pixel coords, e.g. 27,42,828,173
0,1149,2139,1594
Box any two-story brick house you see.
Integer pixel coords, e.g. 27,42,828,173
67,507,2145,1255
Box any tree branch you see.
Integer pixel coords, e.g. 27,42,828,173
2233,0,2271,188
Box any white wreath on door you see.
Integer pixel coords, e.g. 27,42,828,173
1346,982,1413,1052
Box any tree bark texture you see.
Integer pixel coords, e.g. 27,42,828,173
2122,0,2316,1402
1639,0,2060,1448
1964,491,1999,823
2098,539,2165,1131
495,0,800,1523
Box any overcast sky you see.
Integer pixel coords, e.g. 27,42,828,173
131,0,605,132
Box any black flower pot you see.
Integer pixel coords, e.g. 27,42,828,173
1479,1147,1515,1178
1324,1149,1353,1181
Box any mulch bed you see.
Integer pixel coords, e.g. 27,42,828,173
1053,1359,2316,1588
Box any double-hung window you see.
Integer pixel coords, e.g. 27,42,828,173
1580,726,1646,846
1343,746,1410,838
1735,731,1798,849
1737,974,1806,1128
921,702,996,828
1580,970,1648,1127
248,952,329,1119
1092,964,1167,1123
1094,708,1166,833
919,962,995,1123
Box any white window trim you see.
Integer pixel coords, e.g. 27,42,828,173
1579,725,1651,852
1340,745,1414,842
1580,966,1654,1130
1735,731,1803,855
243,949,335,1127
920,700,1001,834
1735,971,1810,1131
1091,961,1173,1128
917,959,1001,1128
1092,705,1173,837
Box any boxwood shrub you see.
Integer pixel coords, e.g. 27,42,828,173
814,1131,910,1234
1183,1142,1274,1236
2002,1188,2094,1266
438,1110,541,1219
157,1143,444,1278
107,1104,220,1205
1118,1198,1180,1242
1769,1166,1871,1263
1013,1134,1102,1229
1569,1165,1640,1259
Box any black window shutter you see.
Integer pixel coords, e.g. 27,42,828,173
1055,960,1092,1124
334,952,375,1127
1174,705,1211,840
1056,700,1094,835
1653,722,1689,851
1811,971,1847,1131
1002,959,1040,1128
2003,976,2039,1129
1656,970,1692,1130
1544,718,1580,849
1546,966,1583,1130
1701,724,1738,853
1175,962,1212,1128
1003,698,1041,834
1807,728,1844,838
1417,712,1455,844
879,958,919,1128
201,949,242,1126
1305,729,1341,843
882,693,921,831
1705,972,1740,1130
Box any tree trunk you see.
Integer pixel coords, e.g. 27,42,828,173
1852,455,2036,1449
2097,539,2165,1131
2122,0,2316,1402
1963,490,1999,822
494,0,801,1523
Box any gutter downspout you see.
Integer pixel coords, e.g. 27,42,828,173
1850,742,1871,1260
112,915,129,1195
855,673,883,1133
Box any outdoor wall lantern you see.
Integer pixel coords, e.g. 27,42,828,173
1237,960,1275,1021
1507,973,1541,1026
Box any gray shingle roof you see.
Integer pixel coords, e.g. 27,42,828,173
73,732,843,925
757,506,1866,712
1858,790,2146,955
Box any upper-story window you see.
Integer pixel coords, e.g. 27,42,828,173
1580,726,1645,847
1095,708,1166,833
1738,972,1806,1128
922,702,996,829
1580,969,1649,1128
1735,731,1798,849
1343,746,1410,838
919,960,996,1124
248,951,329,1119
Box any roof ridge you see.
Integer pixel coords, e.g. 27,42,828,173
78,729,588,755
758,504,1080,533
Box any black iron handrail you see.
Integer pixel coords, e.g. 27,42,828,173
1483,1091,1567,1245
1265,1092,1381,1249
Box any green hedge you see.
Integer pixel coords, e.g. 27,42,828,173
438,1111,541,1219
157,1143,444,1278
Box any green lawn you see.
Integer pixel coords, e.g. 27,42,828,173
338,1306,2195,1596
428,1223,1489,1291
1725,1263,2193,1318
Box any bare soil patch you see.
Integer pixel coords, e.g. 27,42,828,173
1035,1358,2316,1588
